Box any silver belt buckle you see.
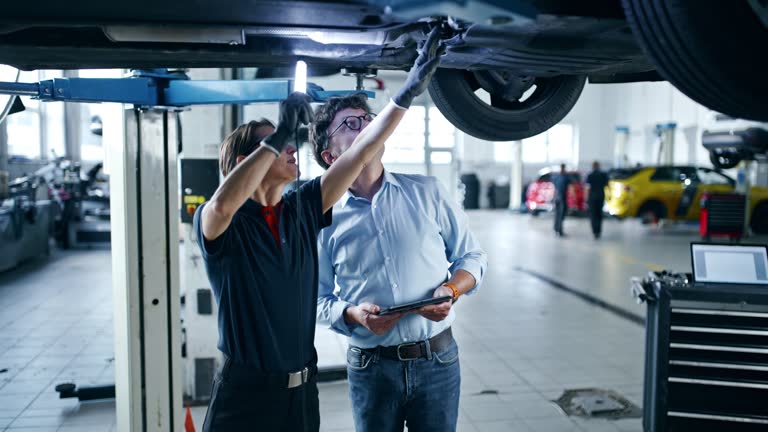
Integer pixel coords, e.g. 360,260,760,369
396,342,419,361
287,367,309,389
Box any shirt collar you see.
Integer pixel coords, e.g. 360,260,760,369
340,170,401,208
243,198,283,212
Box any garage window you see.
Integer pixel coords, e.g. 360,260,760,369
78,70,124,162
383,105,455,165
427,107,454,150
383,106,425,164
547,124,575,162
5,70,66,160
426,107,455,166
494,123,575,164
6,71,42,159
522,132,548,163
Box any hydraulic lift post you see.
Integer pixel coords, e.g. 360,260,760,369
738,160,755,236
0,70,372,432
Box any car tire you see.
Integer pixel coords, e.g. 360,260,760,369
709,150,744,170
751,202,768,234
638,200,666,225
427,69,586,141
621,0,768,121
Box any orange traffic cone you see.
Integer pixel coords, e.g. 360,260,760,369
184,406,196,432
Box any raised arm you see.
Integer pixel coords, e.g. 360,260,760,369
319,27,445,212
202,93,313,240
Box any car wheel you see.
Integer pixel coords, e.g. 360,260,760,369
709,150,744,170
638,201,666,225
751,203,768,234
621,0,768,121
427,69,586,141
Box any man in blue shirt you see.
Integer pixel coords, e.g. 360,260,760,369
310,96,487,430
195,27,446,432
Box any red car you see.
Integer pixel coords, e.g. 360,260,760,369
526,170,586,216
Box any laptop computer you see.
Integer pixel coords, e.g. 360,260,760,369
690,243,768,288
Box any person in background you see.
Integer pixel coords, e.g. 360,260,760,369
553,163,570,237
586,161,609,239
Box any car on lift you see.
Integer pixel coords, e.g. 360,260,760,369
525,168,586,216
704,127,768,170
604,165,768,234
0,0,766,143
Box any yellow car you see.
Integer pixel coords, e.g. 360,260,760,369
604,165,768,234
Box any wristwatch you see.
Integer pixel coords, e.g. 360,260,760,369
442,282,460,302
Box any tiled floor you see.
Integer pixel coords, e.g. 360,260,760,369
0,248,115,432
3,211,761,431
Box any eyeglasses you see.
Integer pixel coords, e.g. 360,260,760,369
327,113,377,141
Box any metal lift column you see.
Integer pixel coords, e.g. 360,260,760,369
111,106,182,431
614,125,629,168
656,122,677,166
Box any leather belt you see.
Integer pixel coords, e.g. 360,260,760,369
368,328,453,361
286,367,311,389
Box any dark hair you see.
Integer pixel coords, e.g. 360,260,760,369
219,119,275,176
309,93,372,169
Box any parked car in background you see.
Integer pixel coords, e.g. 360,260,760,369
604,165,768,234
526,169,586,216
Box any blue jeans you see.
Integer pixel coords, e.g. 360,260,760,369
346,338,461,432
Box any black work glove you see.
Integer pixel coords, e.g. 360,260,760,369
392,26,446,109
262,92,314,154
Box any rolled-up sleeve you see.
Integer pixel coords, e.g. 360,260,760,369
433,179,487,294
316,234,357,336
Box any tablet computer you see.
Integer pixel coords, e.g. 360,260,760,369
377,296,453,316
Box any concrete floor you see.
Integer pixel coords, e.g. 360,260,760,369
1,210,763,431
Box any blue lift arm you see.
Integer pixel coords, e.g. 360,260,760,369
0,69,374,107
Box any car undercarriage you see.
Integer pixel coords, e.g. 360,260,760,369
1,0,766,141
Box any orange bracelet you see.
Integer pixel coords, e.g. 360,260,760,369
442,282,460,301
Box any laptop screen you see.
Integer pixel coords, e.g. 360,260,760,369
691,243,768,285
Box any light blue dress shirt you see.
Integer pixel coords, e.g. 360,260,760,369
316,171,487,348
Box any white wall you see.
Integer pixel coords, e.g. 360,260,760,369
562,82,607,169
179,69,229,160
597,81,713,168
